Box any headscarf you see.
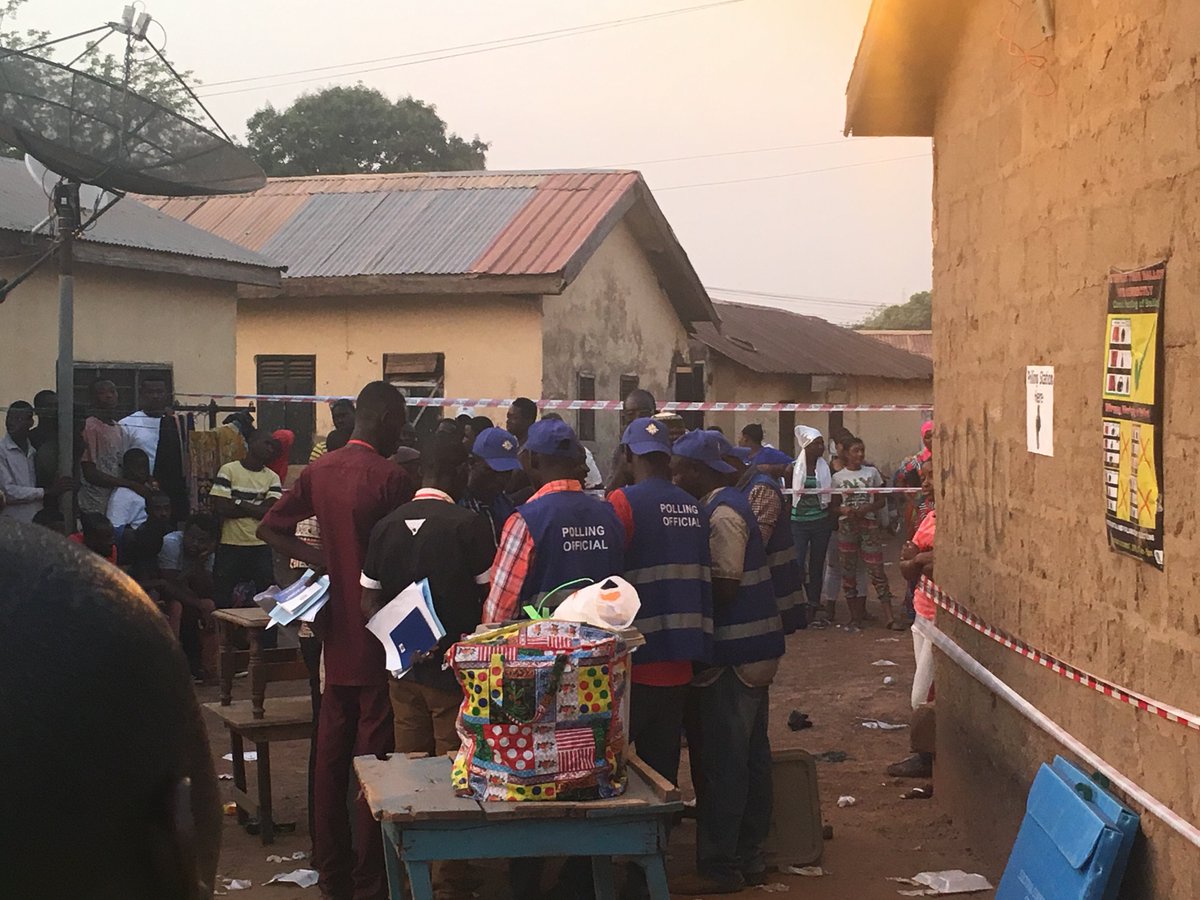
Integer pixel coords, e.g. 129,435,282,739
792,425,833,509
918,420,934,463
268,429,294,483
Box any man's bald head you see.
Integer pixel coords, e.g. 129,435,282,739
0,521,220,899
353,381,408,458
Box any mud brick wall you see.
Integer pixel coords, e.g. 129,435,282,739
931,2,1200,894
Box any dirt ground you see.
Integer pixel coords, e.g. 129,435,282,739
203,554,1002,899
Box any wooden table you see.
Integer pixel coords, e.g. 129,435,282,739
212,607,308,718
354,754,683,900
204,695,313,845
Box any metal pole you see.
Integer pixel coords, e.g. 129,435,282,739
56,203,76,528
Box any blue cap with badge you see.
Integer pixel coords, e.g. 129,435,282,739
471,427,523,472
522,418,583,459
671,429,735,473
621,416,672,456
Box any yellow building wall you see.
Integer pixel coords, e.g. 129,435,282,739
236,294,543,436
929,2,1200,892
542,221,694,463
0,262,237,404
841,377,932,475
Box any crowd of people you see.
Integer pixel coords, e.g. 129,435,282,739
0,377,937,900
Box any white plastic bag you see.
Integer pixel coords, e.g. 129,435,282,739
551,576,640,629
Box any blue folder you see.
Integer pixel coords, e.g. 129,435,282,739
997,759,1140,900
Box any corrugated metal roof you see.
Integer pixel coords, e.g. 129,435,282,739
695,300,933,380
0,158,278,273
258,187,537,278
143,168,717,322
855,329,933,359
472,172,639,275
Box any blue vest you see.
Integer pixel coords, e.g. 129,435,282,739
742,472,805,634
620,477,713,665
518,489,626,613
704,487,785,666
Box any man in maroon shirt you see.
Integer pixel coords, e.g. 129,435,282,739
259,382,413,900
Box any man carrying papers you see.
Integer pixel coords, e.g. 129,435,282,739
361,431,494,757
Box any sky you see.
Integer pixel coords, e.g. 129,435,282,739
19,0,932,324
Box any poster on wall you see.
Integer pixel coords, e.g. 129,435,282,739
1026,366,1054,456
1102,261,1165,569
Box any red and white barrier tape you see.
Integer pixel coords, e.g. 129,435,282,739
783,486,923,495
919,576,1200,732
173,392,932,414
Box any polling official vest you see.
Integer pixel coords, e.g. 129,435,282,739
518,489,626,613
620,477,713,665
742,471,805,634
703,487,785,666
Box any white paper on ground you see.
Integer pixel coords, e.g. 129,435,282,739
366,579,445,677
266,868,319,888
266,851,308,863
222,751,258,762
872,659,898,666
783,866,828,876
888,869,994,895
861,719,908,731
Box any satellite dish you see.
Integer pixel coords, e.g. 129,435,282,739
25,154,118,212
0,10,268,522
0,47,265,196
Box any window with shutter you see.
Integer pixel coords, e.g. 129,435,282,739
256,355,316,463
73,362,173,420
577,373,596,441
383,352,445,436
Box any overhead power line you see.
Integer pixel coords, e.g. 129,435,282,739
196,0,746,98
655,153,932,191
706,286,886,310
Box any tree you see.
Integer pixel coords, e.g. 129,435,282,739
244,85,489,177
856,291,933,330
0,0,201,159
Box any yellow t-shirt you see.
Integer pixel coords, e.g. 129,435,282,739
210,460,282,546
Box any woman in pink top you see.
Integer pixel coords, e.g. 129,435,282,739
888,458,936,781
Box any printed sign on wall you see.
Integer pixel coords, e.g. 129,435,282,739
1102,261,1165,569
1026,366,1054,456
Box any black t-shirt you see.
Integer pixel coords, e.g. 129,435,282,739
362,495,495,692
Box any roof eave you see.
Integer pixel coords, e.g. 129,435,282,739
239,271,562,300
64,239,281,288
844,0,973,137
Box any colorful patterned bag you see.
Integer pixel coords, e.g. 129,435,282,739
449,620,631,802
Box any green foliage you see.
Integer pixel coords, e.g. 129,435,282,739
856,290,933,330
0,0,201,160
244,84,489,177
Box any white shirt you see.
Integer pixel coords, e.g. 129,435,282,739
107,486,147,530
119,410,164,470
583,446,603,490
0,432,42,522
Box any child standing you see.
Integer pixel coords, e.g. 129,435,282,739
832,437,895,629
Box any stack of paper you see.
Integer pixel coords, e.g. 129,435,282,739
366,579,446,678
258,570,331,629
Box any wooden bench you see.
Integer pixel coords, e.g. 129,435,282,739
204,695,314,845
354,753,682,900
212,607,309,719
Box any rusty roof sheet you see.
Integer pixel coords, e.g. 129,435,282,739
855,329,933,359
695,300,933,380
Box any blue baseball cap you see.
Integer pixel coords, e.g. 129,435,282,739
522,418,583,459
672,429,735,474
621,417,672,456
471,427,522,472
728,445,752,463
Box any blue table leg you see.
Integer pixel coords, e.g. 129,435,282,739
381,823,406,900
404,860,434,900
591,855,617,900
633,853,670,900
